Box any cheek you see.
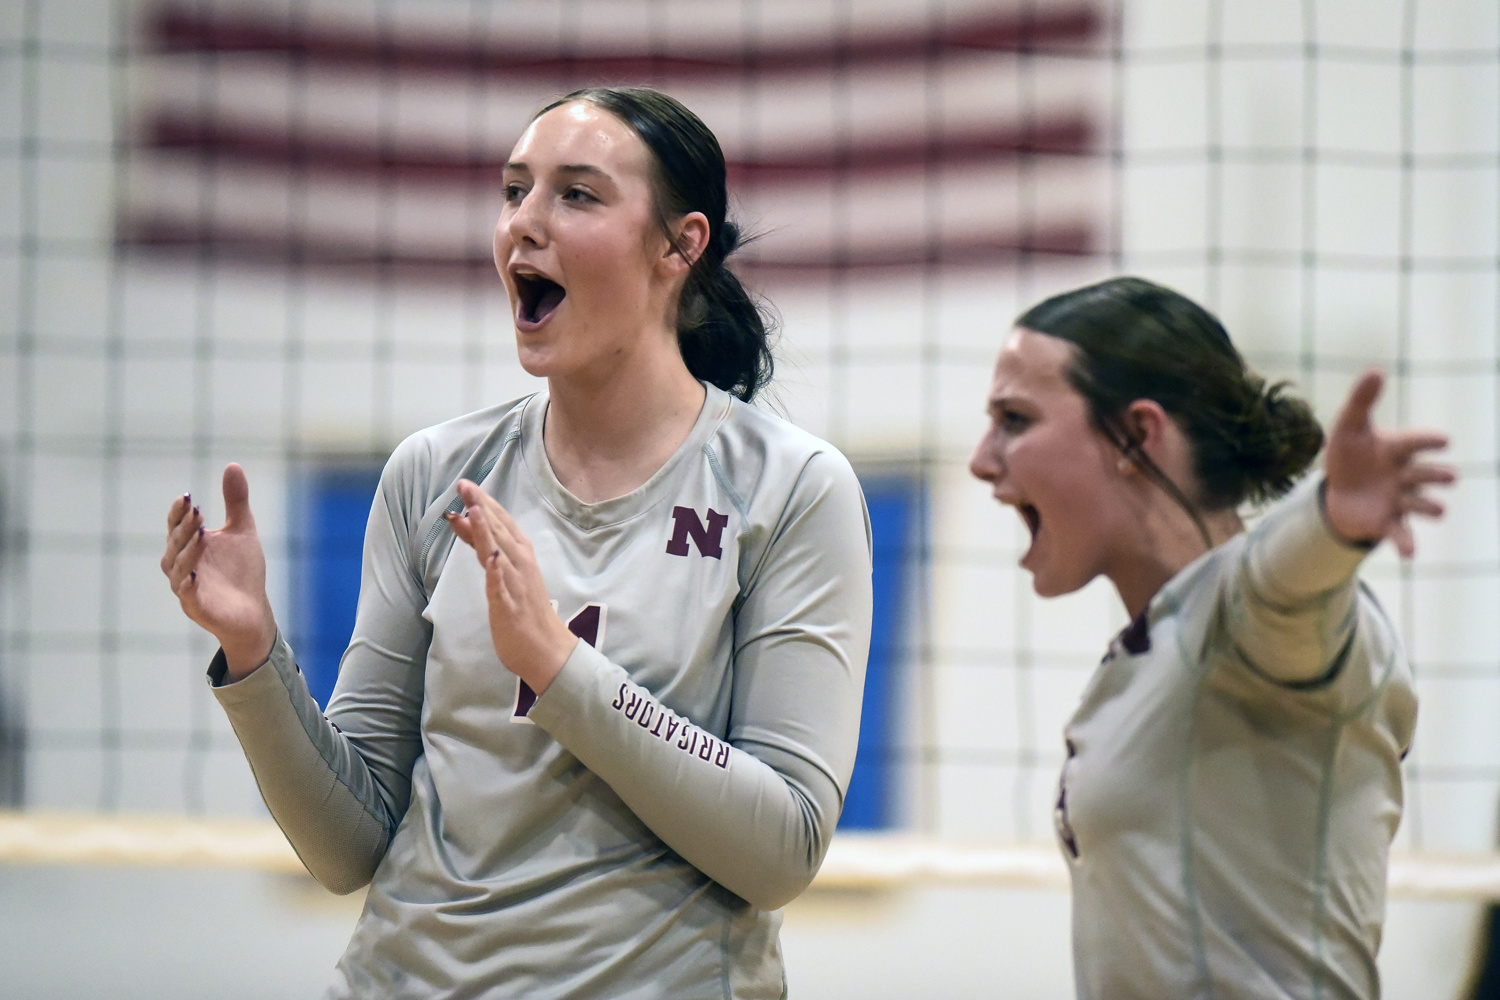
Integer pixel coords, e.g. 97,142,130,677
573,245,654,308
493,206,516,249
1015,436,1116,529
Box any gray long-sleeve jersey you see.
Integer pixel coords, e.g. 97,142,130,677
1058,475,1417,1000
209,383,874,999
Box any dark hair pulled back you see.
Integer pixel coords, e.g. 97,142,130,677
535,87,774,402
1016,277,1324,517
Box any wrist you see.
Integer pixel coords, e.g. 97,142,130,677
1318,479,1380,551
221,622,277,681
520,629,580,698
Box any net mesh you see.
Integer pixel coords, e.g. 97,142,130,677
0,0,1497,891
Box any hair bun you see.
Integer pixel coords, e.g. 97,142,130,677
1230,379,1324,505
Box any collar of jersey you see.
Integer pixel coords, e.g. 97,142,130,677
517,380,732,530
1134,531,1244,660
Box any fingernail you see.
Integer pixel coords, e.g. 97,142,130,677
492,549,500,559
192,505,200,517
198,527,204,538
184,492,191,503
189,570,196,582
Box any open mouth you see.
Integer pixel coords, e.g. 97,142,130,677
1018,503,1041,540
513,271,566,325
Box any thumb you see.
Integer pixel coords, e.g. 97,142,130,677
1334,368,1384,439
221,462,256,530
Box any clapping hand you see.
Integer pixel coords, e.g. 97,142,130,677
161,463,278,679
446,479,578,694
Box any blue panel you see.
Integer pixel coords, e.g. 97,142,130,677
294,466,383,709
839,474,919,830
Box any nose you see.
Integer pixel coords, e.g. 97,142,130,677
969,429,1003,484
503,188,546,250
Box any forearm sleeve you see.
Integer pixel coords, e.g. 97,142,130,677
527,453,873,911
1228,473,1372,684
210,635,396,894
209,443,432,892
529,644,846,911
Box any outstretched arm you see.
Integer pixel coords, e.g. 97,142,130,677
1233,368,1454,685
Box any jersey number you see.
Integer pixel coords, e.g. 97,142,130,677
511,603,607,724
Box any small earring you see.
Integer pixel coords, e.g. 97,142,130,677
1116,456,1133,473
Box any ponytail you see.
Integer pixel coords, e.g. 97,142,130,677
676,220,773,401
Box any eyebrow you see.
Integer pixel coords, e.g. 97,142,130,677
503,161,610,180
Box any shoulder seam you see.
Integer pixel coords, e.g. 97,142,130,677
1306,715,1349,1000
417,431,518,566
703,443,750,522
1178,656,1215,998
719,907,733,1000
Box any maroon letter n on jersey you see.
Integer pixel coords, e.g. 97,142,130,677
666,506,729,559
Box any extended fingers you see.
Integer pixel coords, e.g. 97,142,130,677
455,480,530,555
1390,519,1416,559
161,499,204,574
454,480,505,564
220,462,258,533
1333,368,1385,437
445,509,476,549
166,491,191,530
1399,493,1446,519
1402,461,1457,487
469,504,500,566
166,517,207,593
1387,429,1450,464
483,498,527,542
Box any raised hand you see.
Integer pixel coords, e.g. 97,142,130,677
446,479,577,694
1323,369,1455,558
161,463,278,679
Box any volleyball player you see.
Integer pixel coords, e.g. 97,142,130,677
969,277,1452,999
161,88,873,998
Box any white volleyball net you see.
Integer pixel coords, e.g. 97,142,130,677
1,0,1498,912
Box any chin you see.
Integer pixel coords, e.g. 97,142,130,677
1027,567,1091,599
1030,577,1068,599
514,339,560,378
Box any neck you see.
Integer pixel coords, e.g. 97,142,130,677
543,338,707,504
1108,502,1244,619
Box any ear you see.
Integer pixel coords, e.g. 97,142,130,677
1118,399,1177,472
659,211,711,278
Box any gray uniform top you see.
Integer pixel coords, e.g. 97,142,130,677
209,382,874,999
1056,475,1417,1000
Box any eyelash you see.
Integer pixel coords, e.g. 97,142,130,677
503,184,597,205
1000,410,1031,432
